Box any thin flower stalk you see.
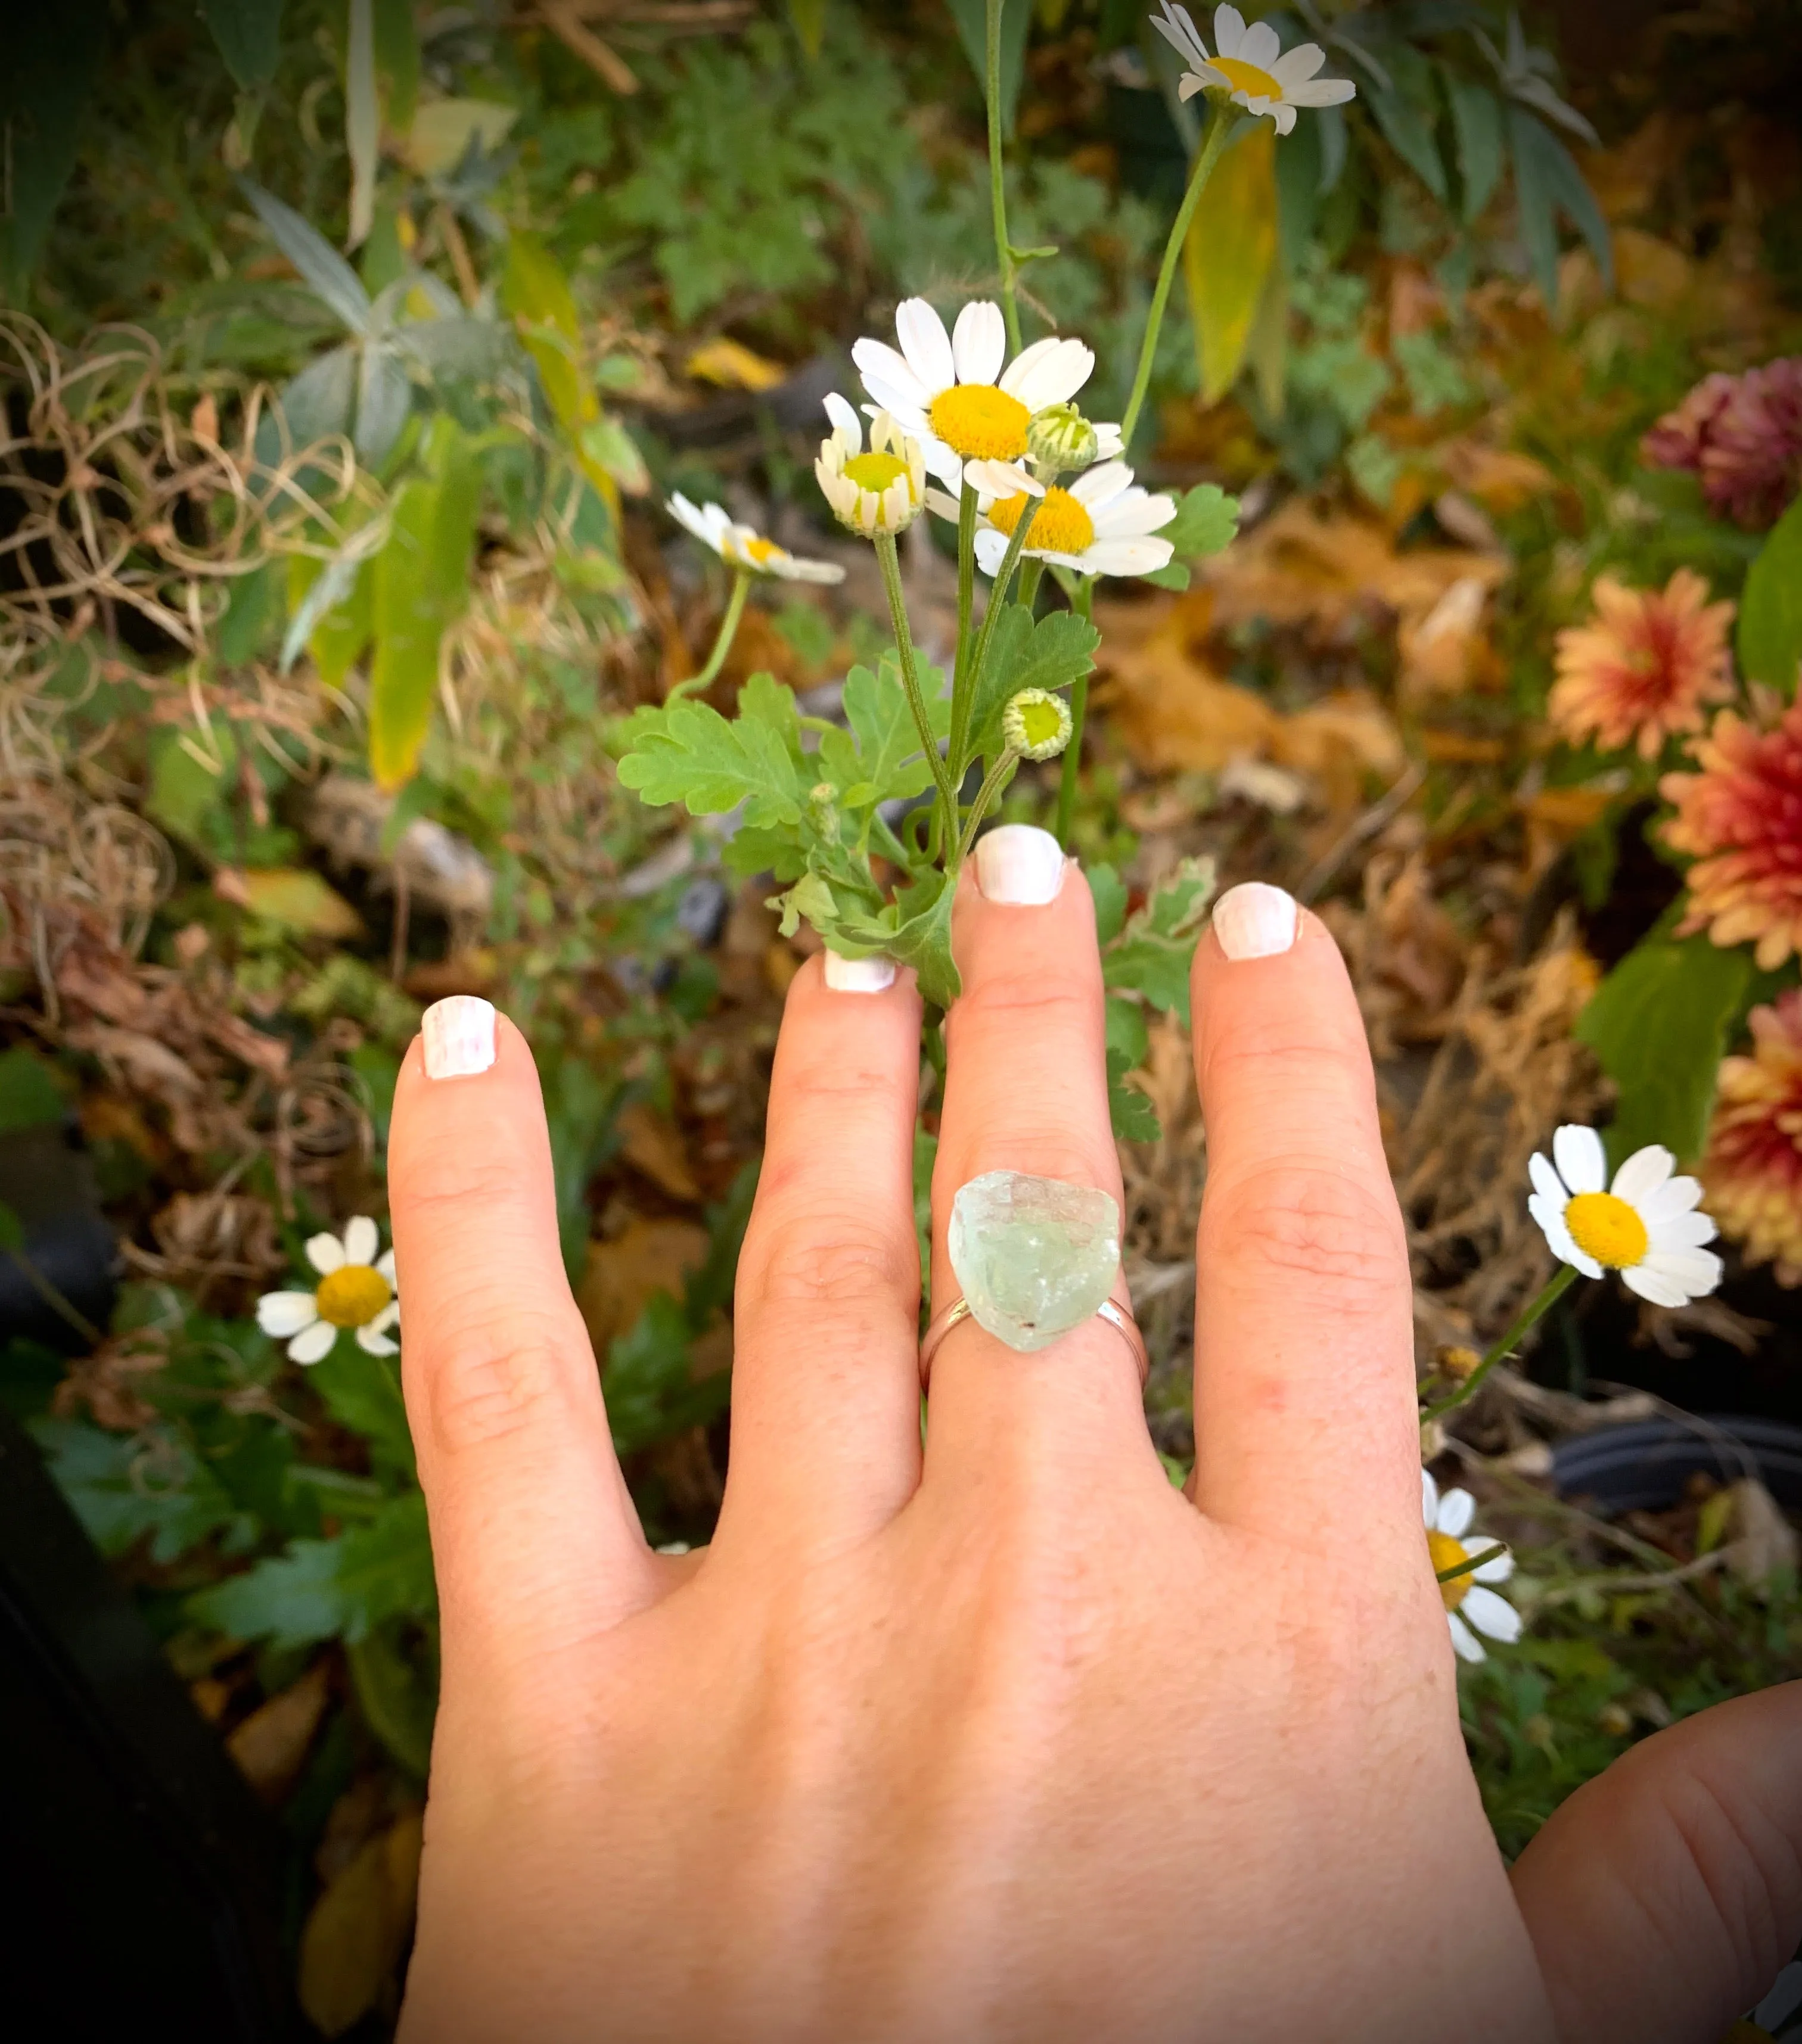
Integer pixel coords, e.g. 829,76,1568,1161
955,495,1043,780
875,531,959,845
1421,1264,1578,1423
986,0,1021,356
667,570,750,702
953,485,981,727
1054,577,1096,847
957,746,1023,864
1120,107,1238,449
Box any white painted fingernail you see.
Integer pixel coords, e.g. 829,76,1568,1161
974,824,1068,906
824,951,896,993
422,995,496,1078
1213,882,1299,960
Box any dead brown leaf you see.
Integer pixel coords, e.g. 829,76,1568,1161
297,1809,422,2040
578,1218,710,1360
616,1101,701,1202
228,1659,331,1803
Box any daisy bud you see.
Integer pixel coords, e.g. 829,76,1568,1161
1003,688,1073,761
1027,402,1100,476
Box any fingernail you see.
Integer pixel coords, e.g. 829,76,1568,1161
1213,882,1299,960
974,824,1068,906
422,995,496,1078
824,951,896,993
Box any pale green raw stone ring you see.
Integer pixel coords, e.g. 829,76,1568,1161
946,1170,1123,1354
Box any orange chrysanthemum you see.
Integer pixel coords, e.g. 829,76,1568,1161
1701,989,1802,1285
1661,699,1802,969
1550,570,1735,760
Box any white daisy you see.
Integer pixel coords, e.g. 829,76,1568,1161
1424,1469,1521,1665
666,493,845,584
1527,1125,1723,1309
928,461,1176,580
814,394,926,537
256,1215,400,1365
1151,1,1356,136
852,297,1093,496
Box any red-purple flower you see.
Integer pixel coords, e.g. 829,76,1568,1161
1643,357,1802,530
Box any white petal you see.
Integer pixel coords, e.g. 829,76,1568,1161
1533,1203,1602,1278
377,1247,397,1285
1553,1125,1607,1195
1618,1262,1688,1308
1645,1208,1718,1252
894,298,955,397
1093,489,1178,537
964,458,1043,497
1082,536,1175,577
1474,1547,1515,1583
1610,1144,1673,1205
1528,1152,1567,1205
1642,1174,1704,1219
823,391,861,446
1631,1248,1723,1304
1272,41,1326,83
288,1318,337,1365
368,1301,400,1334
306,1231,346,1275
1285,77,1357,107
859,379,928,431
1151,1,1211,72
667,492,713,545
950,300,1006,388
257,1291,319,1337
1238,19,1281,67
1212,4,1247,57
342,1215,380,1267
1462,1586,1521,1644
922,437,965,489
1436,1488,1476,1538
1070,459,1133,507
1447,1611,1487,1663
1002,335,1094,412
1176,71,1209,99
1091,423,1124,458
973,528,1009,577
356,1323,399,1357
853,337,931,413
1753,1962,1802,2034
1421,1469,1439,1526
925,487,963,522
1270,101,1297,135
778,556,846,585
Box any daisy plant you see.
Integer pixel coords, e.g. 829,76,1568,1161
617,0,1354,1032
1424,1124,1723,1426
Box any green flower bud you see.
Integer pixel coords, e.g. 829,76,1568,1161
1027,402,1099,476
1003,688,1073,762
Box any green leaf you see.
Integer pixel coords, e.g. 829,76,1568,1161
1089,864,1128,946
1107,1050,1161,1144
0,1203,26,1255
187,1491,435,1650
1274,107,1321,275
617,701,807,827
285,535,377,682
147,722,237,845
787,0,828,55
1184,122,1279,404
35,1417,250,1566
238,179,374,335
372,0,420,132
1161,483,1239,562
346,0,378,249
307,1349,414,1474
201,0,285,91
946,0,1033,138
737,670,808,766
1738,495,1802,694
368,419,479,789
0,0,106,289
0,1047,69,1135
1508,108,1613,312
1102,856,1216,1026
836,658,945,807
969,608,1099,762
834,870,959,1007
1444,73,1504,222
1364,53,1449,203
1574,934,1753,1163
1104,991,1148,1068
606,1293,729,1457
347,1622,436,1778
770,870,837,939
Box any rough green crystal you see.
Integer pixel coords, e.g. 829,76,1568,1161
947,1171,1121,1353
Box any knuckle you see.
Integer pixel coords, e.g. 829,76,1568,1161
738,1211,916,1314
425,1324,590,1458
949,974,1096,1043
936,1130,1110,1206
1205,1161,1405,1302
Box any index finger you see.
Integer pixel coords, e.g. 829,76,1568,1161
1187,884,1418,1547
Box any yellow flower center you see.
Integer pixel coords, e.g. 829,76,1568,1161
987,485,1096,557
1015,697,1065,750
928,382,1031,460
844,450,911,494
1428,1529,1474,1611
737,535,782,568
1211,55,1284,99
316,1264,393,1329
1564,1191,1649,1269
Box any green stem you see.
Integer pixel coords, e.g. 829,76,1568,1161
666,570,750,701
952,484,978,717
870,808,914,871
1017,556,1045,612
1422,1264,1581,1426
1436,1542,1508,1587
875,531,958,845
955,497,1041,784
984,0,1020,354
956,748,1022,864
1120,105,1237,452
1054,575,1095,849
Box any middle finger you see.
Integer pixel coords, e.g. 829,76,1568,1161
925,827,1157,1483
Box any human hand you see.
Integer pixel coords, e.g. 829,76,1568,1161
387,829,1801,2043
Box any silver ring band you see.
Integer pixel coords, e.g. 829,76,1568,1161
919,1295,1149,1392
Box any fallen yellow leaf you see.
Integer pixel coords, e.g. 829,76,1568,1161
297,1810,422,2039
214,867,364,939
685,337,787,393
